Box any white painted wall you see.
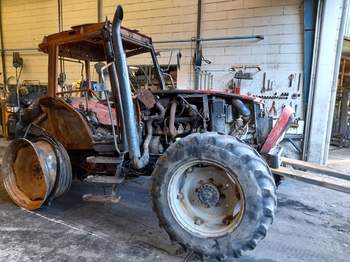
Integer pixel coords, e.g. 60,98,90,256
1,0,305,120
105,0,305,119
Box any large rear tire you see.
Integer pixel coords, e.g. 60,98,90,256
151,133,276,260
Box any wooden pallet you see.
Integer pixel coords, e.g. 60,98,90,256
271,157,350,194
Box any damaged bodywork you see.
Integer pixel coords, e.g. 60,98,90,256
1,6,293,261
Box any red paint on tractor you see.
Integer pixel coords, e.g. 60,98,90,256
70,98,117,126
260,106,294,154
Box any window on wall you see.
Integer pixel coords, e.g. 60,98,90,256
346,12,350,38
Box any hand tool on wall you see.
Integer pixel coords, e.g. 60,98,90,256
231,64,260,95
268,81,273,91
269,101,277,116
291,93,300,99
297,73,301,92
288,74,294,87
257,95,289,99
261,72,266,93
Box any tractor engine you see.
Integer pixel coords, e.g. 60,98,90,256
135,91,259,157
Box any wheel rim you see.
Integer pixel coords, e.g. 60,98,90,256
167,160,245,238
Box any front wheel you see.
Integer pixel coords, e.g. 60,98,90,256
151,133,277,260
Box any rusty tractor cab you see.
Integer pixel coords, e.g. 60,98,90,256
1,6,294,261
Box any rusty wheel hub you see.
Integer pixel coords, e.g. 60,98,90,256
196,183,220,208
167,160,245,238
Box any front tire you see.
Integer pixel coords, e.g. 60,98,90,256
151,133,276,260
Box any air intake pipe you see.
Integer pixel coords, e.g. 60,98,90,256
111,6,148,169
232,99,251,121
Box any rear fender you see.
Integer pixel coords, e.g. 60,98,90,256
38,97,94,150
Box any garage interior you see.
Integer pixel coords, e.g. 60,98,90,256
0,0,349,261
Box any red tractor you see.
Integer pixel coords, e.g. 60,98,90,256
1,6,293,261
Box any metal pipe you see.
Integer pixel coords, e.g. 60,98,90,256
110,48,128,150
0,0,7,87
150,46,166,90
103,22,127,151
194,0,202,90
194,67,200,90
169,101,177,138
199,71,203,90
207,73,210,90
58,0,64,79
97,0,103,85
209,73,213,90
154,35,264,44
196,0,202,45
205,73,209,90
232,99,251,121
104,90,121,155
135,101,165,167
0,48,38,52
97,0,103,22
112,6,145,169
100,62,121,155
142,119,153,162
57,0,63,32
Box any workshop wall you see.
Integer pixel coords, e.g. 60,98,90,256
109,0,304,120
0,0,98,86
0,0,304,120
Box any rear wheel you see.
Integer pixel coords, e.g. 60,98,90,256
152,133,276,260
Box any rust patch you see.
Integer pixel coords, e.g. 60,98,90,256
14,146,46,202
137,89,156,109
39,97,94,150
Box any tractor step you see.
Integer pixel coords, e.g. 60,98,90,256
86,156,123,164
84,175,125,184
82,193,120,204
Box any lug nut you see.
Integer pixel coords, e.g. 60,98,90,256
223,183,230,190
177,192,184,200
194,217,203,225
223,215,234,225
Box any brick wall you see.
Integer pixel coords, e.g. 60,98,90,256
1,0,304,118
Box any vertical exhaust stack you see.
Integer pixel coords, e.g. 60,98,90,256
111,6,148,169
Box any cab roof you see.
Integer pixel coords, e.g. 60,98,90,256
38,22,153,61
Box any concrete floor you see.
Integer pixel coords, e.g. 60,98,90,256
0,142,349,262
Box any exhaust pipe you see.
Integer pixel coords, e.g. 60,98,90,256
111,6,147,169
